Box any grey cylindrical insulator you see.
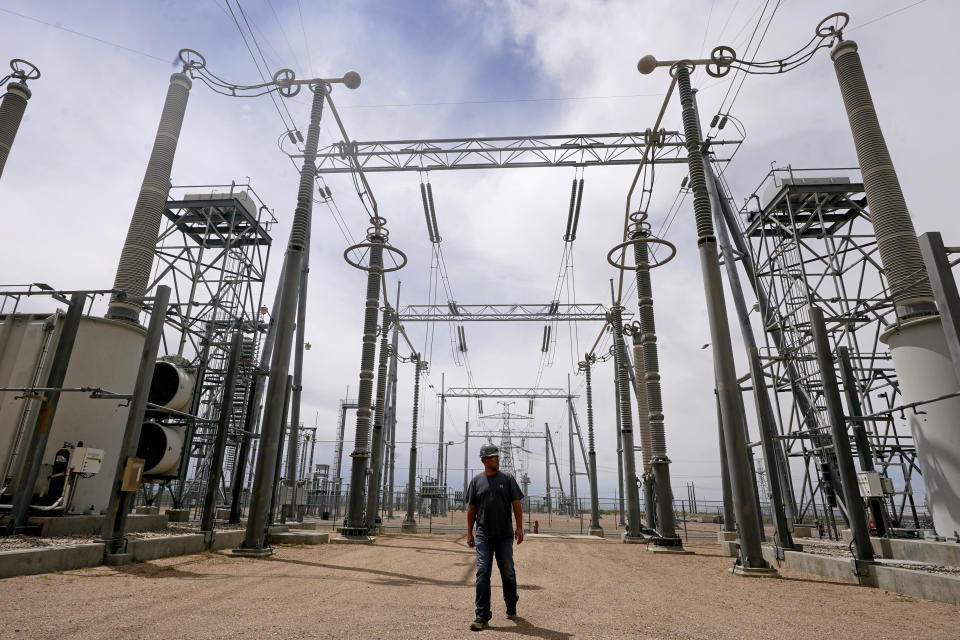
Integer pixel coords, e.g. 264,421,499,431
0,80,31,181
108,72,192,321
631,334,653,471
344,234,385,533
420,183,435,243
404,358,422,525
564,178,577,240
355,239,384,452
365,305,392,523
611,305,643,536
289,84,325,251
831,40,934,319
633,234,667,458
675,65,715,241
584,364,595,453
426,182,441,242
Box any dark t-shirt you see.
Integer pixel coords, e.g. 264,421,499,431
466,470,524,540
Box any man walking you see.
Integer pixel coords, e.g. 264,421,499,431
466,443,524,631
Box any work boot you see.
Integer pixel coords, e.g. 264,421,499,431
470,617,488,631
506,605,517,619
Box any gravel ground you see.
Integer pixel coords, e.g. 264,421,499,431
1,532,956,639
794,538,960,576
0,535,95,551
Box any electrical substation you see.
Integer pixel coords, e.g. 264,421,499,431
1,3,960,637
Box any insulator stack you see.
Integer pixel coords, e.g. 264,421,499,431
426,182,441,243
831,40,934,319
456,325,467,352
0,59,39,182
108,72,192,322
541,325,552,352
563,178,585,241
420,182,436,243
675,64,715,242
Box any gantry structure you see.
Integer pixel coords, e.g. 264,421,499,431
730,167,922,528
145,183,275,511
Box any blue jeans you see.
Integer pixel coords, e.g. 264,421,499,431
475,534,518,621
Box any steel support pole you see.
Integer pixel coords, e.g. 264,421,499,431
271,376,293,526
364,306,392,532
238,82,324,553
567,379,576,515
102,286,170,554
675,64,768,569
201,331,243,534
4,292,84,534
229,373,259,523
703,153,796,527
919,232,960,385
611,305,643,540
838,345,889,537
544,422,551,517
711,170,803,523
748,348,795,549
463,420,470,499
284,227,311,520
582,359,602,535
810,307,874,561
402,358,423,531
716,392,736,532
386,314,400,519
436,375,446,516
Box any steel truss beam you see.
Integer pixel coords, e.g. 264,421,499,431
399,303,620,322
308,131,740,173
444,387,575,399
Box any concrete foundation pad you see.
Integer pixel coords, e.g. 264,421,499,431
230,547,274,557
720,541,739,557
621,533,647,544
588,528,604,538
0,543,105,579
718,531,739,542
331,536,375,545
103,552,133,566
872,537,960,567
648,545,694,554
130,534,205,562
400,523,417,533
791,525,814,537
289,521,320,530
166,509,190,523
268,531,330,545
208,529,245,551
731,564,779,578
134,506,159,515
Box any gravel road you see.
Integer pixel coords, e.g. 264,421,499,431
1,532,955,639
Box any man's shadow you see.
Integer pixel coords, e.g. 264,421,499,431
487,616,572,640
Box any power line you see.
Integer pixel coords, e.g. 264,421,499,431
295,0,315,77
847,0,933,32
0,7,169,63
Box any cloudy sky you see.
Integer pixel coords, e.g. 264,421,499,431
1,0,954,508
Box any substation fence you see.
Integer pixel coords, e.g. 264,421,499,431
134,482,931,541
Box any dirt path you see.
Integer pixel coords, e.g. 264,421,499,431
1,533,955,639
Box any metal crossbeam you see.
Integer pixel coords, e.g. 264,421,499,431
399,303,617,322
310,131,740,173
444,387,575,399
